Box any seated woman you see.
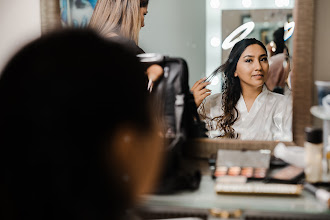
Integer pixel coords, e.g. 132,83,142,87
191,38,292,141
0,29,162,219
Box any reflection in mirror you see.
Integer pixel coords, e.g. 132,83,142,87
140,0,294,141
39,0,316,150
198,38,292,141
44,0,294,142
206,0,294,93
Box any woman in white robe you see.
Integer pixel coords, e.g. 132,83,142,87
191,38,292,141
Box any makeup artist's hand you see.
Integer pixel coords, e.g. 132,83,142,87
191,78,211,107
146,64,163,92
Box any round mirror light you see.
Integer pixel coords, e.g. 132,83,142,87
242,0,252,8
211,75,220,86
210,37,221,47
222,21,255,50
284,21,295,41
210,0,221,9
275,0,290,7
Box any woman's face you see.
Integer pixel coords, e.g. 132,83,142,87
234,44,269,90
140,6,148,28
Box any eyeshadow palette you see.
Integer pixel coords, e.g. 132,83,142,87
214,166,268,179
213,149,271,180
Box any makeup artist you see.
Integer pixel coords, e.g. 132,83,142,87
88,0,163,90
0,29,163,220
191,38,292,141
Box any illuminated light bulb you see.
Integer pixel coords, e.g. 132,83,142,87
211,76,220,86
242,0,252,8
210,0,220,9
222,21,255,50
284,0,290,6
275,0,284,7
210,37,221,47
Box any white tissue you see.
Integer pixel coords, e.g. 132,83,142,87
273,142,305,168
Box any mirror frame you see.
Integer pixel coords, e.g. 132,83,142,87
191,0,315,158
40,0,315,157
40,0,61,35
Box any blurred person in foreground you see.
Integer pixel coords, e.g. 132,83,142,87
0,29,162,220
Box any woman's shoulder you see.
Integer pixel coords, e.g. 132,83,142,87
198,92,223,118
268,90,285,99
200,92,223,112
110,36,145,55
265,89,291,110
264,86,285,101
204,92,223,104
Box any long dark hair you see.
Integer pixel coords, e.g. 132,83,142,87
273,27,286,55
214,38,267,138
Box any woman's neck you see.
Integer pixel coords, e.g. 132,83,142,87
241,85,263,112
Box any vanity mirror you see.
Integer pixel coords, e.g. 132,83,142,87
40,0,315,156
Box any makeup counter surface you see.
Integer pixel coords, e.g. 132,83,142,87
137,154,330,220
137,160,330,220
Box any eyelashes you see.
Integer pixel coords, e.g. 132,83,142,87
244,57,268,63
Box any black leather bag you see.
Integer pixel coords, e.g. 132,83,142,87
138,54,207,194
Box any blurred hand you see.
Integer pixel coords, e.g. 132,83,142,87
191,78,211,107
146,64,163,92
147,64,163,82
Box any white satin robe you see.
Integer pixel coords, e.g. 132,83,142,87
198,86,292,141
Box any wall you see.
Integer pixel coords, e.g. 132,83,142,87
0,0,41,73
313,0,330,82
139,0,206,87
312,0,330,126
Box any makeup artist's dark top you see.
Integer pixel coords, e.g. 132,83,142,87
111,36,145,55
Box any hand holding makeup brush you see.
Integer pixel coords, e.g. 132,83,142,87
146,64,163,92
191,77,212,107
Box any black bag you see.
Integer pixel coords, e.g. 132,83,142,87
138,54,207,194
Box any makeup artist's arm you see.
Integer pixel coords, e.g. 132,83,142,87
191,78,211,107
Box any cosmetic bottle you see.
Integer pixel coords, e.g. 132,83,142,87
325,145,330,175
304,127,323,183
